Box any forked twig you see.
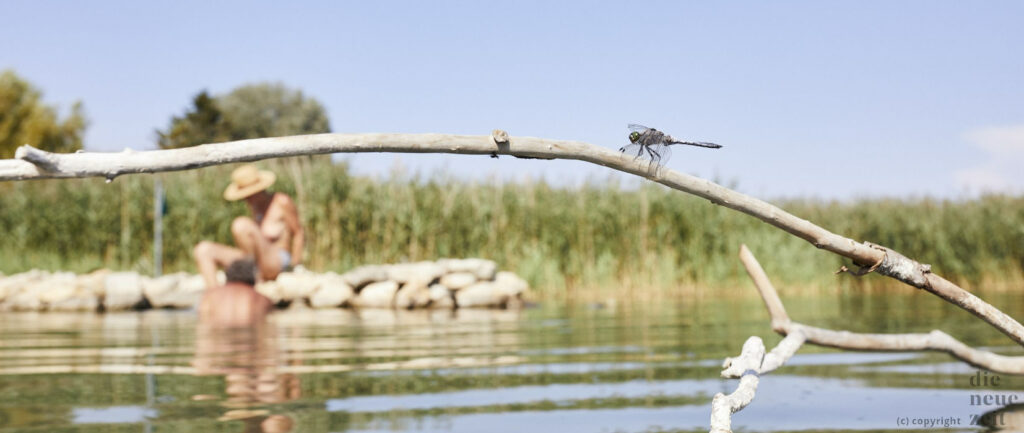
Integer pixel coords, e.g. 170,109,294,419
709,245,1024,432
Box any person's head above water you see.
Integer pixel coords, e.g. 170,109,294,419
225,258,258,286
223,165,276,201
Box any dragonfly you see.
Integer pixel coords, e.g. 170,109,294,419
619,124,721,173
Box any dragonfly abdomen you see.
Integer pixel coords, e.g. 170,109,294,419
668,140,723,149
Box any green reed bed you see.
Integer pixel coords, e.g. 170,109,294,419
0,157,1021,299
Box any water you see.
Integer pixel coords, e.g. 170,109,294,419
2,290,1024,432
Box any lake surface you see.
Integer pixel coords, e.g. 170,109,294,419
3,289,1024,433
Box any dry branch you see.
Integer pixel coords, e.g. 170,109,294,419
710,333,807,433
710,333,806,433
756,332,806,375
710,336,765,433
739,244,1024,375
710,246,1024,432
3,133,1023,344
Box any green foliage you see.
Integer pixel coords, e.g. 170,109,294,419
0,69,87,158
156,91,230,149
156,83,330,149
0,158,1022,297
217,82,331,139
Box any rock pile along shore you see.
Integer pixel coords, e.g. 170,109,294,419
0,258,528,312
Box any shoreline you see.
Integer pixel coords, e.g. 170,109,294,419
0,258,529,312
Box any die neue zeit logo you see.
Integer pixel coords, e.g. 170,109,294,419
894,370,1023,429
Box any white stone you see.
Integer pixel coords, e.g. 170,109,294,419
428,283,455,309
48,280,99,311
254,280,283,304
438,258,497,280
5,290,42,310
103,272,145,310
394,279,431,309
179,274,207,292
143,272,201,308
275,272,321,301
142,273,180,298
353,280,399,308
474,261,498,280
1,271,60,310
439,272,477,290
76,270,111,296
50,295,99,311
494,271,529,298
455,282,507,308
342,265,389,288
36,272,78,304
0,263,528,312
387,262,445,284
309,276,354,308
0,269,47,302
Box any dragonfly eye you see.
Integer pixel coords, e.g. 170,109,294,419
629,132,640,143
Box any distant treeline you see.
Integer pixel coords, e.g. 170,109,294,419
1,157,1021,298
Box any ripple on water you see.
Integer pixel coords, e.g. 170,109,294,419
1,293,1023,433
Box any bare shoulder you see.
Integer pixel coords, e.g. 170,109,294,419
271,192,297,210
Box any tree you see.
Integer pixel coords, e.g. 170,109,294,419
156,91,230,149
0,70,87,158
156,82,331,149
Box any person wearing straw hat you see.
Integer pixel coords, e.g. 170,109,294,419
193,164,305,289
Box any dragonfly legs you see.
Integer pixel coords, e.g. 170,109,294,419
618,143,666,175
644,145,664,174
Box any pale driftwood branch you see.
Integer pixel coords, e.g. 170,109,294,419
711,336,765,433
4,134,1023,345
755,332,806,375
711,333,806,433
738,246,790,332
709,246,1024,432
720,333,806,379
739,244,1024,375
720,336,767,378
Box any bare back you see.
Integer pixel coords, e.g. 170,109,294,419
198,282,274,328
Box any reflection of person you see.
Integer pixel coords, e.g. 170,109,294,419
193,164,304,289
193,259,299,432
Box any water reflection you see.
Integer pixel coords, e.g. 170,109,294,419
2,291,1024,432
981,403,1024,432
193,301,300,432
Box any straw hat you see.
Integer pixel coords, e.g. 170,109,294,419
223,165,276,201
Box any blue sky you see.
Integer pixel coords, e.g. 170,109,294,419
2,1,1022,198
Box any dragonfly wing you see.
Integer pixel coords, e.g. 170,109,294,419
627,124,649,133
620,143,647,160
649,143,671,165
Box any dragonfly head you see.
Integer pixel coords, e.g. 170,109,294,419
628,131,640,143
